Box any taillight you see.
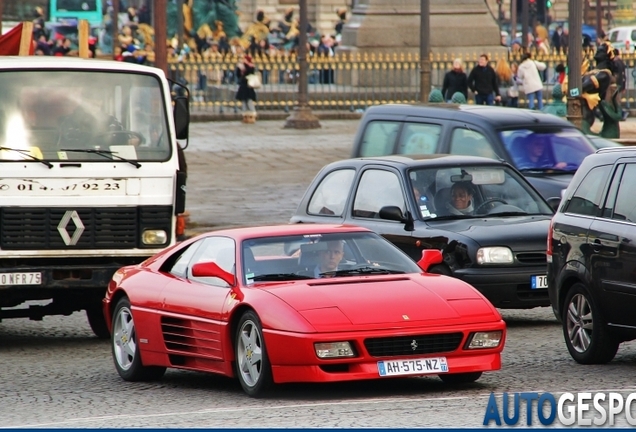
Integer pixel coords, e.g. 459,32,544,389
546,218,554,263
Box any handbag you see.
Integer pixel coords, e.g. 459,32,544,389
246,73,262,89
507,87,519,98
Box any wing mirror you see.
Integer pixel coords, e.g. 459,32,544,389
417,249,443,272
173,95,190,140
192,261,235,286
546,197,561,212
379,206,414,232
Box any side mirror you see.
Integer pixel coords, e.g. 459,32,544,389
417,249,443,272
173,95,190,140
379,206,415,232
192,261,235,286
546,197,561,212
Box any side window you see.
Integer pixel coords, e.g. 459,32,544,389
631,30,636,43
307,169,355,216
189,236,235,287
168,242,201,278
609,31,618,43
353,169,405,219
358,121,400,157
396,123,441,155
611,164,636,222
449,128,498,159
564,165,611,217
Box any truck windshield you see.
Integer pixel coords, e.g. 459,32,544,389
0,71,171,162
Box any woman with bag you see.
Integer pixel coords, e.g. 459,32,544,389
235,54,258,123
517,52,547,110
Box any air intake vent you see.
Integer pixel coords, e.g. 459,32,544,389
364,333,463,357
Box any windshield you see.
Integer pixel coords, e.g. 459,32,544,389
499,129,595,172
409,164,553,219
0,71,171,163
56,0,98,12
242,232,422,283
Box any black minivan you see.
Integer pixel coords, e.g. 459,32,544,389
351,104,596,200
548,147,636,364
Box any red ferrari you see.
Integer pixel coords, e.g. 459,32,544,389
104,224,506,397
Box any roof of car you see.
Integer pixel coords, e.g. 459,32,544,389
332,154,509,168
363,103,574,128
196,223,372,241
0,56,163,76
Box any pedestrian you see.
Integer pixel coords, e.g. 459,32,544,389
508,62,520,107
517,52,546,110
235,54,258,123
467,54,501,105
612,48,628,120
551,25,564,53
495,58,513,107
441,58,468,102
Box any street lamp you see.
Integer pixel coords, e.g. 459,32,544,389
154,0,168,76
284,0,321,129
419,0,430,103
566,0,583,129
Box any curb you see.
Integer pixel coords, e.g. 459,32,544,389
190,111,363,122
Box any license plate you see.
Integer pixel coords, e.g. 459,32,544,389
531,275,548,289
378,357,448,377
0,272,42,286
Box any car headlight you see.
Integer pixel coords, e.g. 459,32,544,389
142,229,167,245
315,342,355,358
477,247,513,264
467,331,503,349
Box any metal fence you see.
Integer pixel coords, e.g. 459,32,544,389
169,49,636,112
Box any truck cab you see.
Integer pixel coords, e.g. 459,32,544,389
0,56,189,337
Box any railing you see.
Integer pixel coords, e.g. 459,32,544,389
168,49,636,112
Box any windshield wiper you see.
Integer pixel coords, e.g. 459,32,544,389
427,214,475,221
329,266,405,276
518,168,574,174
0,146,53,168
251,273,313,281
60,148,141,168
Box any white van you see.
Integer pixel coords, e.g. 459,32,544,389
607,26,636,51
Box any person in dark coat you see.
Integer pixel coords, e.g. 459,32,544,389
612,48,628,120
235,54,257,123
467,54,501,105
441,59,468,102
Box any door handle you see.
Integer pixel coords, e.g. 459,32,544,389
591,239,602,252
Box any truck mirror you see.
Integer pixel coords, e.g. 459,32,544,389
173,96,190,140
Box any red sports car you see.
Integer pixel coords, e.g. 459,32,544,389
103,224,506,397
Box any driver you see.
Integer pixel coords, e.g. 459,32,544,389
58,88,124,148
314,240,345,278
446,181,475,215
519,135,568,170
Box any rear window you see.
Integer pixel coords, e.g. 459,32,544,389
358,121,399,157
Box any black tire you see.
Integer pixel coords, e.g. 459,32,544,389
439,372,482,384
111,297,166,381
235,310,273,397
562,283,619,364
86,306,110,339
428,264,452,276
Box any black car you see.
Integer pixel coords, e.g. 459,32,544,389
548,147,636,364
350,104,596,200
291,155,555,309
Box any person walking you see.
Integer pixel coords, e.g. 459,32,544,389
495,58,513,107
517,53,546,110
612,48,628,120
235,54,258,123
467,54,501,105
441,59,468,103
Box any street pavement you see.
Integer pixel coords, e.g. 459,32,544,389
184,116,636,235
184,119,357,234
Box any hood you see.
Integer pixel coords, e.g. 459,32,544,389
264,275,498,331
524,174,573,201
426,216,550,250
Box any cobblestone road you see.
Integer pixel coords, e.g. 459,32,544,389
1,120,636,428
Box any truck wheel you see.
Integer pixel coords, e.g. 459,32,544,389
86,306,110,339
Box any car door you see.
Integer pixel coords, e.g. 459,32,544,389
347,166,418,257
160,236,235,361
588,163,636,327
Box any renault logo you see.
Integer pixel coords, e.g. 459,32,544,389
411,339,418,351
57,210,85,246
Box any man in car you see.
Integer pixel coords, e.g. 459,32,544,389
518,135,567,170
315,240,345,278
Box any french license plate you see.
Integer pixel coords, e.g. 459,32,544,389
531,275,548,289
0,272,42,286
378,357,448,377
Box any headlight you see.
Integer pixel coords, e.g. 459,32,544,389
142,229,168,245
467,331,503,349
477,247,513,264
314,342,355,358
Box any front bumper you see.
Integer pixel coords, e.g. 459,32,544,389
454,266,550,309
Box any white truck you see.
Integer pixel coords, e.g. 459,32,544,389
0,56,189,337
